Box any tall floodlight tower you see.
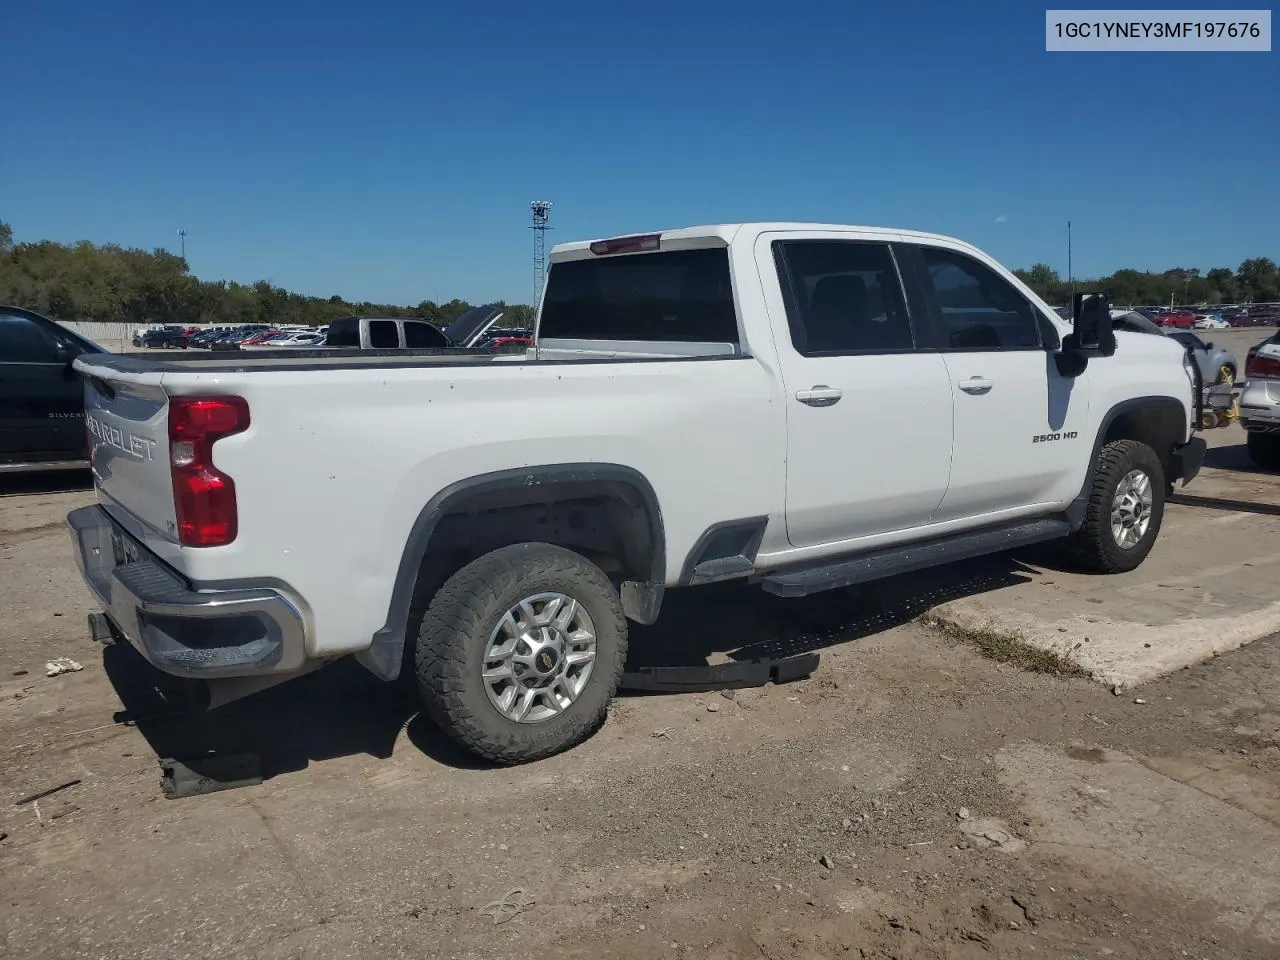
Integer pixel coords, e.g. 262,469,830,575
530,201,552,304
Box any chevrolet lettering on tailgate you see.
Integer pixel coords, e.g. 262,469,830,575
87,414,158,462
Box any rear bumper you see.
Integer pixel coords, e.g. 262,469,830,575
67,505,307,679
1170,437,1207,485
1239,379,1280,427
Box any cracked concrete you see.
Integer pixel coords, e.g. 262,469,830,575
928,423,1280,687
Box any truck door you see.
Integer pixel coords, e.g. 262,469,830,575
903,243,1091,521
761,236,955,548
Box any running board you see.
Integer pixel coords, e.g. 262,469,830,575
761,518,1070,598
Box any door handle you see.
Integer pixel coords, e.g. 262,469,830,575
958,377,993,395
796,385,843,407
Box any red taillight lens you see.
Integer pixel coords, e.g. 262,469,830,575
589,233,661,256
168,396,250,547
1246,349,1280,380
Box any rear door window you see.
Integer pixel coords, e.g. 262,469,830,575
773,241,915,355
539,248,739,343
403,321,448,348
368,321,399,349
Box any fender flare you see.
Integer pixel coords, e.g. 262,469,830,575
1065,395,1187,530
357,463,665,681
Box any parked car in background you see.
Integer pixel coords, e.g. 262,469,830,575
485,335,533,353
1194,313,1229,330
238,329,282,346
325,305,503,351
138,326,189,349
1,305,104,473
1240,331,1280,467
1168,330,1239,384
187,327,235,347
1154,310,1196,329
240,330,327,350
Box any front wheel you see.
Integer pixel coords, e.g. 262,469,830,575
1066,439,1166,573
415,543,628,764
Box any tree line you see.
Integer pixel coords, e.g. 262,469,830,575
1,221,1274,329
0,222,535,329
1013,258,1280,308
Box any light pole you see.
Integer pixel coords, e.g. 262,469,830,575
178,228,187,261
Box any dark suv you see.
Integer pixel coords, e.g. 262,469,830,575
1,306,104,473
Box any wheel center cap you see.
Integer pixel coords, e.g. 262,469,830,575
535,647,560,675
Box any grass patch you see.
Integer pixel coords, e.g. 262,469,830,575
920,613,1088,677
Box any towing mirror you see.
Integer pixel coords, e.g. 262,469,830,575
1069,293,1116,357
1054,292,1116,377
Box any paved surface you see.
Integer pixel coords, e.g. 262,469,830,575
930,423,1280,687
2,430,1279,960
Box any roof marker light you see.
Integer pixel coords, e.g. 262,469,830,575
589,234,661,256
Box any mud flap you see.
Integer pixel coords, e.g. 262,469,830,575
619,652,820,693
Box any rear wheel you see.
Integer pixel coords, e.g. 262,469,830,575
1247,430,1280,469
1066,439,1165,573
414,543,627,764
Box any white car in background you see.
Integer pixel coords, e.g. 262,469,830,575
1194,313,1229,330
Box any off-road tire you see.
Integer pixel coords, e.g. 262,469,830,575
1065,439,1165,574
415,542,627,764
1247,430,1280,469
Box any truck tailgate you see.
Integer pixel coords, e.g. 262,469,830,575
79,362,178,543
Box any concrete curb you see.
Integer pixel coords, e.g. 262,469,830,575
928,598,1280,689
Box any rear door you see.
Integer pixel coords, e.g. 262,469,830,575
763,236,954,547
0,310,88,464
905,242,1090,521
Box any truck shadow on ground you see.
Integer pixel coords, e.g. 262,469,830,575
1203,440,1279,477
101,553,1039,782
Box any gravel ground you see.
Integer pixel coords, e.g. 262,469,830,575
3,447,1280,959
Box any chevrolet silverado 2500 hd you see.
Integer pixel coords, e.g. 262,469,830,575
68,223,1206,763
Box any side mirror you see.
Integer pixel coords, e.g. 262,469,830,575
1055,292,1115,377
1070,293,1116,356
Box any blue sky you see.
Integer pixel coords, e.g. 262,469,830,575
4,0,1276,306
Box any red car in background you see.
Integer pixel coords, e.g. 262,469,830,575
486,335,533,352
1154,310,1196,329
239,329,282,346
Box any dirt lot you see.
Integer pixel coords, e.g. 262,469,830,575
3,430,1280,960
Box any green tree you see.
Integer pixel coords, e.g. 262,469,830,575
1205,268,1237,302
1238,258,1280,302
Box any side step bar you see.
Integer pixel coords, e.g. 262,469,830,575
761,518,1070,598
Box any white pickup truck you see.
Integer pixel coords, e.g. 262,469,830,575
69,222,1206,763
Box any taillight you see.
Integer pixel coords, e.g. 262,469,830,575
1246,348,1280,380
168,396,250,547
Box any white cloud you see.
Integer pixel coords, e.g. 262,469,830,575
995,214,1008,223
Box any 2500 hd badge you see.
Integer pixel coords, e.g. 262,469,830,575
1032,431,1079,443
